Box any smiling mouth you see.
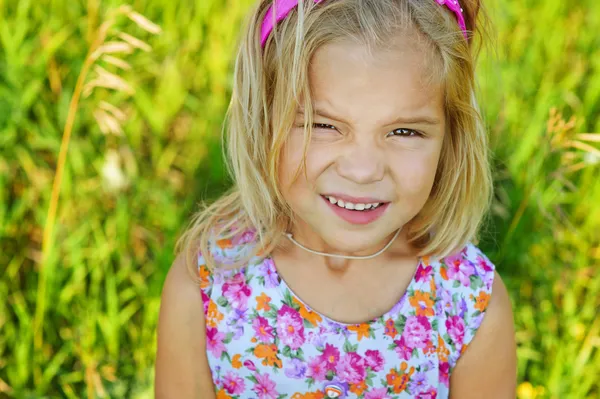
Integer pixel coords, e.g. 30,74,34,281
321,195,386,211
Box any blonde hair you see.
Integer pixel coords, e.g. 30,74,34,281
177,0,493,277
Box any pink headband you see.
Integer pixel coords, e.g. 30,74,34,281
260,0,468,47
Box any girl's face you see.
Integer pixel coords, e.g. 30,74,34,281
279,38,446,255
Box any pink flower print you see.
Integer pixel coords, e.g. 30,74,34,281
201,289,210,314
364,350,384,372
243,359,257,371
252,373,278,399
439,362,450,386
276,305,305,350
306,356,327,382
205,327,226,358
335,352,366,384
222,371,245,395
232,229,256,245
445,315,465,346
402,316,431,349
394,335,413,361
222,273,251,310
444,253,462,267
364,388,391,399
445,255,475,287
476,254,495,288
415,264,433,283
252,316,275,343
476,252,494,273
416,388,438,399
320,343,340,371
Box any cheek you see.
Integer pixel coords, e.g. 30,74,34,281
278,143,301,193
391,147,442,196
279,133,335,194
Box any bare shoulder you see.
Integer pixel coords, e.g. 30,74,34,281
450,271,517,398
155,251,215,398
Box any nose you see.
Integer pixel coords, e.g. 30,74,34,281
335,140,385,184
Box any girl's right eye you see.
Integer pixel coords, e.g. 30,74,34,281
296,123,337,131
312,123,337,130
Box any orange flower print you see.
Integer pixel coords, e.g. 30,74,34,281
409,290,435,317
292,392,324,399
216,389,232,399
300,307,323,327
461,343,469,355
292,297,322,327
231,354,242,369
430,277,437,296
254,344,283,368
440,266,449,280
423,339,436,355
437,334,450,362
348,323,370,341
474,291,491,312
386,369,407,394
216,238,233,249
256,292,272,312
386,363,415,393
384,318,398,338
198,265,211,289
206,300,224,328
350,381,368,395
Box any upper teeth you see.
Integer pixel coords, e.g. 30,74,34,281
326,196,381,210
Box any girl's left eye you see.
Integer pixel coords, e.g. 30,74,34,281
388,128,423,138
312,123,337,130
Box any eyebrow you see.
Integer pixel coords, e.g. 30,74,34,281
297,106,441,126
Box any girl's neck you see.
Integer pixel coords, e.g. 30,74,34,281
281,223,419,271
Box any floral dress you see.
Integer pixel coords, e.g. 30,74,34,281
198,232,496,399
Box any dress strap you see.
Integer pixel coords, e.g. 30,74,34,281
433,243,496,373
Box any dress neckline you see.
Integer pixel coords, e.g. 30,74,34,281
265,253,426,328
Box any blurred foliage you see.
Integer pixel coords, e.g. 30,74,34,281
477,1,600,397
0,0,598,398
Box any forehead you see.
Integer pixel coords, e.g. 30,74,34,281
305,37,444,124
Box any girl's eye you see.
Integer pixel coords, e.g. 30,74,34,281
295,123,338,131
388,128,423,138
312,123,337,130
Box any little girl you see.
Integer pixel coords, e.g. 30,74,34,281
155,0,517,397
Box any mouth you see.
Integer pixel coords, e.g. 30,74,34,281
321,194,388,211
320,194,390,225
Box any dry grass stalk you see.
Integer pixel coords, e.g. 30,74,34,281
37,5,161,393
101,54,132,70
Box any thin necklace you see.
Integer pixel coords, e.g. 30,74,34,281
284,229,401,260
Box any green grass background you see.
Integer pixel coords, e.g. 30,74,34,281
0,0,598,397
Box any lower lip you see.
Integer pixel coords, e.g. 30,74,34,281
322,196,389,225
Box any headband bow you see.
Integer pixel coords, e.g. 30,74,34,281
260,0,468,47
